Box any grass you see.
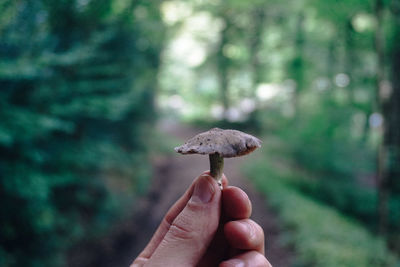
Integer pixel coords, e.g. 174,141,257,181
245,160,399,267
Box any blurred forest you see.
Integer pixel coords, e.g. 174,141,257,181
1,0,400,266
0,0,164,266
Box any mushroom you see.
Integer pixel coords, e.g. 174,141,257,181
174,128,262,188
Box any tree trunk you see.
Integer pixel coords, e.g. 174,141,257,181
385,8,400,234
290,13,305,115
379,27,400,236
374,0,388,236
216,14,231,118
388,0,400,197
344,19,356,103
249,6,267,97
374,0,400,237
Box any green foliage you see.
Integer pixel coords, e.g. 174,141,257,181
279,98,375,178
245,161,399,267
299,179,377,223
296,178,400,247
258,94,400,239
157,0,400,259
158,0,400,258
0,0,164,266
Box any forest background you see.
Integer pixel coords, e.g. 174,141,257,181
0,0,399,266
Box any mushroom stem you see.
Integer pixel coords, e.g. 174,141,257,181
209,153,224,188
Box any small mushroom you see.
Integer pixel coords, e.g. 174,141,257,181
174,128,262,187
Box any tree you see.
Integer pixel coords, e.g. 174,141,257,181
216,9,233,117
0,0,164,266
376,0,400,243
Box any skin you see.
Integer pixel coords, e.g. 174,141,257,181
131,171,271,267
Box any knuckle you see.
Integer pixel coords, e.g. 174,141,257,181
167,219,196,241
186,200,206,213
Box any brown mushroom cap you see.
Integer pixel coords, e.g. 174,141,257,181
174,128,262,158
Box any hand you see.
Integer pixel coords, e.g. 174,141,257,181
131,171,271,267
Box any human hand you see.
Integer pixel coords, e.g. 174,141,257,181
131,171,271,267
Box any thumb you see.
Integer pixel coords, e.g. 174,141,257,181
146,174,221,266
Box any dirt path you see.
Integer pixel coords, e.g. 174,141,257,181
69,122,294,267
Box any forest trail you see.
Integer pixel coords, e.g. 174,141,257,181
69,121,294,267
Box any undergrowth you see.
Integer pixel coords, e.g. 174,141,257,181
245,160,399,267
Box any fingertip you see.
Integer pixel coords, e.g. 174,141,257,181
200,171,228,189
222,174,229,188
224,219,265,253
201,170,211,176
220,251,271,267
222,186,252,219
193,174,225,207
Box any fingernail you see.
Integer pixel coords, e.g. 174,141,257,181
191,176,214,203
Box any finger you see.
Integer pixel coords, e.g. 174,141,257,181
222,186,252,219
146,174,222,266
219,251,272,267
135,171,210,261
221,173,229,188
197,185,252,264
224,219,265,254
194,174,230,267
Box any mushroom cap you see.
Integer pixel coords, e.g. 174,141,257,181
174,128,262,158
